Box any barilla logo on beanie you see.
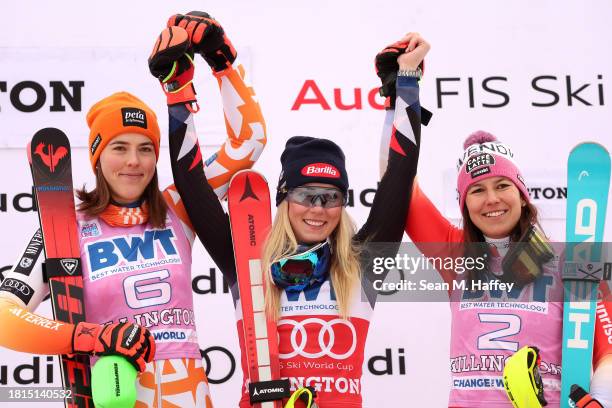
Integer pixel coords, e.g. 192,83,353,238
90,134,102,155
121,107,147,129
301,163,340,178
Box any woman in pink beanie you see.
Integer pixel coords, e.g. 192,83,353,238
380,113,612,405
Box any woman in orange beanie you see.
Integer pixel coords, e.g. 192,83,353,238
0,13,265,408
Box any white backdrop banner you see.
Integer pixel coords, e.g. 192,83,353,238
1,1,612,407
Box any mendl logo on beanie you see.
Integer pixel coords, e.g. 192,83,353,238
121,107,148,129
301,163,340,178
456,141,515,172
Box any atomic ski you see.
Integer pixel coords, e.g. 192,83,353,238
561,142,611,408
29,128,93,407
228,170,289,408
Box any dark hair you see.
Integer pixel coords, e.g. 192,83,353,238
461,196,539,283
76,165,168,228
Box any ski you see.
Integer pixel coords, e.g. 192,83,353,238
29,128,93,408
228,170,289,408
561,142,611,408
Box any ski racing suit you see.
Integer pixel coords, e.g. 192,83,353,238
378,113,612,407
168,75,423,407
0,61,265,408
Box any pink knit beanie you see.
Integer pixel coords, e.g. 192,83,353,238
456,130,529,209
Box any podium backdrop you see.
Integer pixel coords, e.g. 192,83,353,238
1,1,611,406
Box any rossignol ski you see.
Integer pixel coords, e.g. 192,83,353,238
228,170,290,408
561,142,611,408
29,128,93,407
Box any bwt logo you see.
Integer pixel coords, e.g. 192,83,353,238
0,81,84,113
86,229,178,272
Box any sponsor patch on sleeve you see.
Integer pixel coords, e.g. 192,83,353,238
0,278,34,305
14,229,45,276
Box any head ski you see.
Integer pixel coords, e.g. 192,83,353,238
561,142,611,407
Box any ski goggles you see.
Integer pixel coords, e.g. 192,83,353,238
503,346,547,408
285,186,346,208
501,225,555,288
271,241,327,290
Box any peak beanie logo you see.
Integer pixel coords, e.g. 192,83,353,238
456,130,529,209
301,163,340,178
86,92,160,171
121,107,148,129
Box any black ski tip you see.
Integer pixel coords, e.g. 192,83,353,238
30,127,72,178
31,128,71,154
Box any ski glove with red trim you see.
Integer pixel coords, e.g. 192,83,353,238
570,385,605,408
375,40,409,106
72,321,155,372
375,41,431,124
149,26,197,107
167,11,237,73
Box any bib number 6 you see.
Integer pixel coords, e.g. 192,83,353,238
123,270,172,309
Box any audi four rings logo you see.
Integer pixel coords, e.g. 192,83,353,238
2,279,31,296
278,318,357,359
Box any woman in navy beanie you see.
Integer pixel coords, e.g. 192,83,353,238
169,32,430,407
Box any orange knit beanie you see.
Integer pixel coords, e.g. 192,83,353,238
86,92,160,170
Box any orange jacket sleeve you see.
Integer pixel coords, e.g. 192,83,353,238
0,297,74,355
162,61,267,233
0,229,75,355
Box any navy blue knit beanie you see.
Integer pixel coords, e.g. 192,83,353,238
275,136,349,206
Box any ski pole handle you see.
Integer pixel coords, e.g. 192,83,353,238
284,387,318,408
570,385,604,408
91,355,138,408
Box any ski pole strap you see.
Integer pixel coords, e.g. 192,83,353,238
43,258,82,279
570,384,604,408
563,261,608,283
248,379,291,404
284,386,318,408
